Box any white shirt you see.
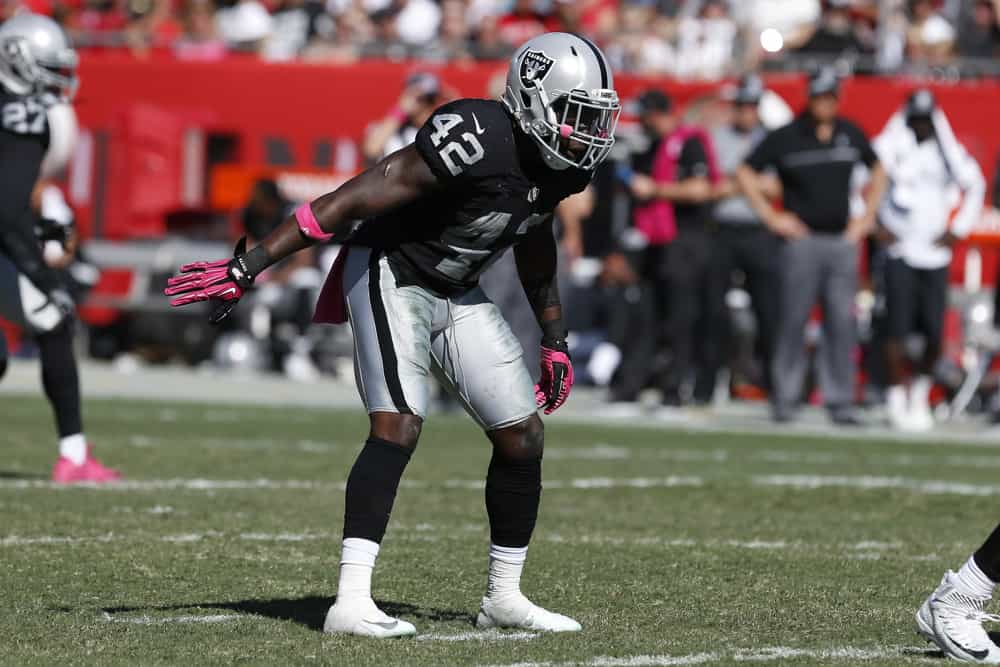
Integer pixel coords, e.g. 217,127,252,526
874,111,985,269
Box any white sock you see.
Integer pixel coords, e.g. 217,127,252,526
912,376,933,409
486,544,527,600
887,385,906,413
337,538,379,601
955,556,997,599
59,434,87,465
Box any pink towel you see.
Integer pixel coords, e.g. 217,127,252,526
634,126,721,245
312,245,349,325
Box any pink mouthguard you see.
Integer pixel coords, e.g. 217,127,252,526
559,124,573,138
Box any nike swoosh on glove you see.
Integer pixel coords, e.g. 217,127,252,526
535,340,574,415
164,238,254,323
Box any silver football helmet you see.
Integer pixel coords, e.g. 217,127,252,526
502,32,620,171
0,13,79,102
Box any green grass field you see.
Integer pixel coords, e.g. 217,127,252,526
3,394,998,665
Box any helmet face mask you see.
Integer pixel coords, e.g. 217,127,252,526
538,88,619,171
0,14,79,103
503,33,620,172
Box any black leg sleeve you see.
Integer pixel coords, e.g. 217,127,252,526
0,328,8,382
485,453,542,549
36,322,82,438
343,437,413,543
974,523,1000,583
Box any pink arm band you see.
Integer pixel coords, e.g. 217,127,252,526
295,202,334,242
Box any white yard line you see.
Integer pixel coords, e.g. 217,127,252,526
416,630,537,642
102,612,239,625
481,645,929,667
754,474,1000,497
546,445,632,460
0,530,909,552
0,476,704,492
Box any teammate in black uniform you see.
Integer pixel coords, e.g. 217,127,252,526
166,32,620,636
0,13,120,483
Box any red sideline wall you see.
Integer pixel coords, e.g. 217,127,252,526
74,55,1000,178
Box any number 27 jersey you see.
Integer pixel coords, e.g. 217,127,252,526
0,88,49,232
352,98,591,298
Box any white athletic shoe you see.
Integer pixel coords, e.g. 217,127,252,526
917,571,1000,663
909,382,935,432
887,386,911,431
476,593,581,633
323,597,416,638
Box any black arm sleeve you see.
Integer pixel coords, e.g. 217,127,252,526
514,218,566,344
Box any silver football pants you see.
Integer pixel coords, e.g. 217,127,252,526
342,246,537,430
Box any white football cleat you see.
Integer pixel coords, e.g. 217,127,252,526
323,597,416,638
908,405,935,432
917,571,1000,663
476,593,581,633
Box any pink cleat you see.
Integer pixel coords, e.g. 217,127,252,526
51,447,122,484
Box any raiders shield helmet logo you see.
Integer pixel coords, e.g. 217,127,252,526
520,50,554,89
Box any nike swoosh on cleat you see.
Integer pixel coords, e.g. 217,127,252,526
472,113,486,135
944,634,989,660
220,287,237,298
363,619,399,630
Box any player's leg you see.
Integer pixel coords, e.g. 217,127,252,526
917,523,1000,663
771,237,823,421
0,318,7,383
661,231,700,405
883,257,917,430
742,228,780,392
695,228,734,404
324,248,434,638
430,289,580,632
0,255,119,482
908,266,948,430
816,236,860,424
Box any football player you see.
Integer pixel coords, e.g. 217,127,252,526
0,13,120,484
165,32,619,637
918,524,1000,663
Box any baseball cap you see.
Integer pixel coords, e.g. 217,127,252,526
634,89,672,115
405,71,441,98
905,88,936,118
808,66,841,97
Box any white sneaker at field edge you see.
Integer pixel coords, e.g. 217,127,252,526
476,592,581,633
916,570,1000,663
908,398,935,432
323,597,416,638
886,386,912,431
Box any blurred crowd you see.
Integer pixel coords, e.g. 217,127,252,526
1,0,998,77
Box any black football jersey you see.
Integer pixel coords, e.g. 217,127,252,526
351,98,591,297
0,87,58,292
0,87,49,217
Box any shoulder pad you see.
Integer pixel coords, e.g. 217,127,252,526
415,99,516,185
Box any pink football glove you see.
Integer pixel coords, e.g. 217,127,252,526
164,238,251,323
534,342,574,415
